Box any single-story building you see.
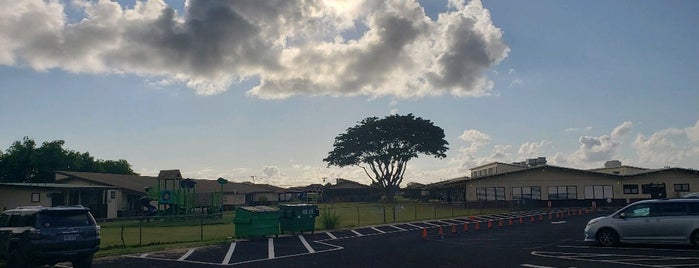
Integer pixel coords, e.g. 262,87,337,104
54,170,285,218
422,159,699,208
0,183,116,218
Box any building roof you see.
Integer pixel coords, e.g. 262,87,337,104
469,161,524,170
0,182,115,190
158,170,183,179
55,171,285,194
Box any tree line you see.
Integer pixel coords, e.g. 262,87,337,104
0,137,137,183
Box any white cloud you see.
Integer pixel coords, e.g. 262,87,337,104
567,121,633,167
458,129,491,154
262,165,281,177
632,120,699,167
0,0,509,99
518,140,550,157
564,126,592,133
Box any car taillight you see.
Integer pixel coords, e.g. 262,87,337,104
29,228,42,239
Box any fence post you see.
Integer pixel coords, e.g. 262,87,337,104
414,205,417,221
382,206,386,224
392,205,396,223
434,205,437,219
139,221,142,246
200,214,204,241
357,207,360,226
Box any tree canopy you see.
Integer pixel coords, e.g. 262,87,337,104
323,114,448,197
0,137,138,183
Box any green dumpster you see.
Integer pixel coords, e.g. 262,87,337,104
234,206,280,238
279,204,319,235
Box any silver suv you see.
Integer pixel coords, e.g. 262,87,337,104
0,206,101,268
584,199,699,247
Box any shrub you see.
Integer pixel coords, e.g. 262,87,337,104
320,210,341,230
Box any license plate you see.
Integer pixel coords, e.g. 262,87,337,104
63,234,79,241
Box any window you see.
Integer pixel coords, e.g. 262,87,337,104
674,184,690,192
512,186,542,200
623,184,639,194
656,202,687,216
584,185,613,199
31,192,40,203
621,204,652,218
548,186,577,200
477,187,505,201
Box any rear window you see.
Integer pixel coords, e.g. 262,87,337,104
38,210,96,228
656,202,688,216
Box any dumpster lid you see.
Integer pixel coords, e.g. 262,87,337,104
238,206,279,212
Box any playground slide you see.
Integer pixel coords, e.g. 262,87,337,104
139,196,158,216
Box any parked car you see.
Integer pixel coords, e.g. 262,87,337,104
682,192,699,198
584,199,699,247
0,206,100,268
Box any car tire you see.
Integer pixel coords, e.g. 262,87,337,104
72,254,94,268
691,230,699,247
596,228,619,247
7,248,30,268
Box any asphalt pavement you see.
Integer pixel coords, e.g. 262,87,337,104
89,209,699,268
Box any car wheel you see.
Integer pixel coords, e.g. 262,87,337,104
691,230,699,247
596,228,619,247
8,248,30,268
72,254,94,268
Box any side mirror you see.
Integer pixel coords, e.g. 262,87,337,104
618,212,626,218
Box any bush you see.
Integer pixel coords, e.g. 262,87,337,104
320,210,341,230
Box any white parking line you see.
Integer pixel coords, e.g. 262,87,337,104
521,264,557,268
139,253,149,258
371,227,386,234
178,248,195,261
406,223,422,229
326,231,337,239
222,242,236,264
298,235,315,253
392,225,406,231
423,222,440,227
351,229,364,236
268,238,275,259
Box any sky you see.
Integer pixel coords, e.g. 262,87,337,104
1,0,698,187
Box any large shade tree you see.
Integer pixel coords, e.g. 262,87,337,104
323,114,449,199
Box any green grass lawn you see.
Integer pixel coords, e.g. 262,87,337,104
96,202,510,257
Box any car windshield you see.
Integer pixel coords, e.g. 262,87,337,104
38,210,95,228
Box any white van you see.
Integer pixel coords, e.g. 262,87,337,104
584,199,699,247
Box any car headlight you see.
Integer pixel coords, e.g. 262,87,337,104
586,219,598,226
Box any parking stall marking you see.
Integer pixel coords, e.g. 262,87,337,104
268,238,275,259
531,251,699,268
178,248,195,261
391,225,406,231
371,226,386,234
350,229,364,236
298,235,315,253
222,242,236,264
325,231,338,239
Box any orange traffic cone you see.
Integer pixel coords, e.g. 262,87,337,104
438,226,444,236
539,214,543,221
508,218,513,226
487,220,493,229
548,213,552,220
519,217,523,224
474,221,481,230
451,224,457,234
530,215,535,223
464,222,469,232
498,219,504,227
421,227,427,238
585,208,589,215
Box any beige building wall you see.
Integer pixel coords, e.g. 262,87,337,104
459,167,699,203
0,188,52,210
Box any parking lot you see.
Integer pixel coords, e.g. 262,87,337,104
89,209,699,268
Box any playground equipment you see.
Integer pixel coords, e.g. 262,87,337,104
143,177,223,216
